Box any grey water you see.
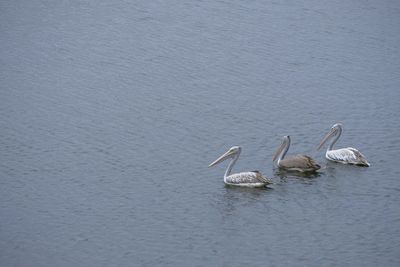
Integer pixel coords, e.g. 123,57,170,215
1,0,400,266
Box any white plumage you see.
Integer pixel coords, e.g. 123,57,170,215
225,171,271,187
326,147,369,166
209,146,273,187
318,123,370,167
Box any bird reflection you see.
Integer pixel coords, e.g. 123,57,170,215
214,185,271,217
274,168,321,185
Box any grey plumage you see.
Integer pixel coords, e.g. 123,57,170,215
279,155,321,171
273,136,320,172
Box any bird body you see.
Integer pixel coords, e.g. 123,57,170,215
325,147,369,166
273,136,320,172
317,123,370,167
224,171,271,187
277,154,321,172
209,146,272,187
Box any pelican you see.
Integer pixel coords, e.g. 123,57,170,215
317,123,370,167
209,146,272,187
273,135,321,172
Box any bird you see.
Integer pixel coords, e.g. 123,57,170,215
317,123,370,167
209,146,273,187
273,135,321,172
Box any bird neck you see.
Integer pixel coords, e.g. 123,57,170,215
224,151,239,178
328,127,342,151
277,140,290,165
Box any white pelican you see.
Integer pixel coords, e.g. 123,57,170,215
273,135,321,172
317,123,370,167
209,146,273,187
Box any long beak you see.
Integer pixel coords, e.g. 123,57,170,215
272,141,285,162
209,150,235,167
317,129,336,150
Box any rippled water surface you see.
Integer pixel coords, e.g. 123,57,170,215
1,0,400,266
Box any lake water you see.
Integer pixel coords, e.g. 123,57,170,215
1,0,400,266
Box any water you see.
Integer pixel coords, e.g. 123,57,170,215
1,0,400,266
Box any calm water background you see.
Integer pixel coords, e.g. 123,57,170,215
1,0,400,266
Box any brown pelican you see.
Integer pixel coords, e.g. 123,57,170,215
273,136,321,172
317,123,370,167
209,146,273,187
